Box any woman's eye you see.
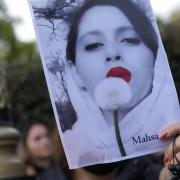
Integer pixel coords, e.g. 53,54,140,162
85,43,103,51
120,38,140,45
34,136,41,141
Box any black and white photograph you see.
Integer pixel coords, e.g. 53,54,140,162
28,0,180,168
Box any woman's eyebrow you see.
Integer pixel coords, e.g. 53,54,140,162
78,30,101,42
116,26,136,34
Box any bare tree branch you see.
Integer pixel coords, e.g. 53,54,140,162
33,0,76,21
46,51,77,132
32,0,78,40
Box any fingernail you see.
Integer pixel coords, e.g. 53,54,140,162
159,132,168,139
164,156,169,164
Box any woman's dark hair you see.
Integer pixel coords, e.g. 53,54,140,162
21,120,49,147
66,0,158,63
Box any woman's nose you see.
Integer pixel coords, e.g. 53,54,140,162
105,42,122,62
41,136,50,145
105,55,122,62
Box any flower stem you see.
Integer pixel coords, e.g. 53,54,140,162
114,110,126,156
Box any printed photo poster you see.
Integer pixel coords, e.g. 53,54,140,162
28,0,180,169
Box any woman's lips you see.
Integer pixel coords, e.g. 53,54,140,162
106,66,131,83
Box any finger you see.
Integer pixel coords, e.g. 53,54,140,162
164,142,173,165
174,152,180,164
164,136,180,165
159,166,171,180
174,136,180,155
159,123,180,139
167,152,180,166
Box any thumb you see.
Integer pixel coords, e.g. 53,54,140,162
159,122,180,139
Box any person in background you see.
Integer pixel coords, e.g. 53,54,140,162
19,121,66,180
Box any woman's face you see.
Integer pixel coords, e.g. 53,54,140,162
75,6,154,109
26,124,52,160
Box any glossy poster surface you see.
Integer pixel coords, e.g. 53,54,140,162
28,0,180,169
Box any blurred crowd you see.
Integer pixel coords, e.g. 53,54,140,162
3,120,177,180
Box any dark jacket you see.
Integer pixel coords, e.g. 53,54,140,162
6,155,162,180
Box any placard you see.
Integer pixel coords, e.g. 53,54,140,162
28,0,180,169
